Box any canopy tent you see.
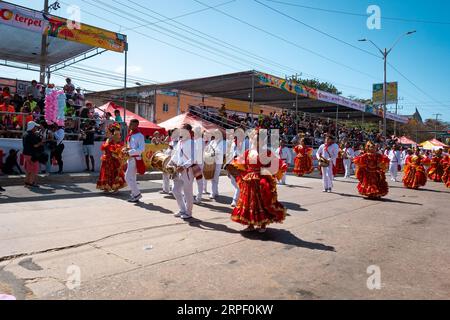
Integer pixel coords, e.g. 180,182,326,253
419,139,449,151
0,1,127,82
97,102,166,137
158,113,225,134
398,136,417,145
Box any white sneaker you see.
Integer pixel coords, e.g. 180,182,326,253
174,212,184,218
194,197,202,204
180,213,192,220
231,202,237,208
209,194,217,200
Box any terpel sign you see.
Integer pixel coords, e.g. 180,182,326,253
0,4,47,33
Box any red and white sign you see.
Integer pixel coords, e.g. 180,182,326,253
0,2,47,33
316,90,367,112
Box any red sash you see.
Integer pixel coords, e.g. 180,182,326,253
127,129,146,175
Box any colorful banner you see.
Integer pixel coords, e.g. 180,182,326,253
316,91,366,112
43,14,127,53
386,112,409,124
0,2,126,53
373,82,398,104
256,72,317,99
0,2,47,33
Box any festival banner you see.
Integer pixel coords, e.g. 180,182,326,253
386,112,409,124
372,82,398,105
256,72,317,99
316,90,366,112
0,2,48,33
44,14,127,53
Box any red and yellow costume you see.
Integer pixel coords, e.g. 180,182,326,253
333,150,345,176
96,138,127,192
427,152,445,182
441,155,450,188
353,148,390,199
403,154,429,189
231,149,287,227
293,145,313,176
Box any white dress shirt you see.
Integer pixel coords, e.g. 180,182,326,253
170,138,194,169
127,132,145,158
388,150,401,163
317,143,339,166
276,146,293,165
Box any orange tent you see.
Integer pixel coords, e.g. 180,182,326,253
97,102,166,137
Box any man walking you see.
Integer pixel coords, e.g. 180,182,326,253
317,135,339,193
80,121,96,172
343,142,355,179
207,132,224,200
388,145,401,182
169,124,195,220
124,119,145,203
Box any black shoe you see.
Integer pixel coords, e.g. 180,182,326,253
0,187,5,192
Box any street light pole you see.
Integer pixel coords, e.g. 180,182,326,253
40,0,49,84
359,31,416,139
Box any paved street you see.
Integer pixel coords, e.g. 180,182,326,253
0,174,449,300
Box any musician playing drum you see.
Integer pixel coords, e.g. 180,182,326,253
169,124,196,220
316,135,339,193
204,130,224,200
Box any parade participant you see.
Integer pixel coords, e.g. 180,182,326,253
161,130,175,194
427,149,445,182
169,124,195,219
230,129,287,233
316,135,339,193
226,133,245,207
441,154,450,188
342,142,355,179
193,127,205,204
97,123,127,193
205,131,224,200
334,145,345,176
275,139,292,185
388,145,402,182
403,148,429,190
124,119,146,203
400,146,408,171
353,141,390,199
293,138,313,177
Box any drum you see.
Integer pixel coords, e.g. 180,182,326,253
150,151,176,174
203,151,216,180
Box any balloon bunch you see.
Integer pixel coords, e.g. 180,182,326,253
45,88,66,126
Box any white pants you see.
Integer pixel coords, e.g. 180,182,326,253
125,158,140,197
343,159,352,178
279,173,287,184
194,164,204,200
389,162,398,181
211,164,222,197
162,172,171,193
321,166,334,190
230,175,240,203
172,168,194,216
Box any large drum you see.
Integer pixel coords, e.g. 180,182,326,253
203,151,216,180
150,151,176,174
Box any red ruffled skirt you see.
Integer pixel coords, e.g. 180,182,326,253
333,157,345,175
232,172,286,227
442,166,450,188
403,165,427,189
293,155,313,176
356,169,388,198
97,155,127,192
427,163,444,182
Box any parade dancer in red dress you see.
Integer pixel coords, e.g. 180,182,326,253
353,141,389,199
230,129,287,233
293,138,314,177
427,149,445,182
441,154,450,188
97,123,127,193
403,149,430,190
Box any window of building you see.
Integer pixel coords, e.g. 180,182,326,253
163,103,169,113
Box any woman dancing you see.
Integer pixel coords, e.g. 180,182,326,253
427,149,445,182
293,138,314,177
403,148,429,190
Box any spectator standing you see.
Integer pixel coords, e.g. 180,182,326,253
73,88,85,108
114,109,123,122
80,121,96,172
22,121,45,187
26,80,42,101
63,78,75,99
51,124,65,174
2,87,11,98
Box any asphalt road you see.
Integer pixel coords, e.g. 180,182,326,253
0,173,449,300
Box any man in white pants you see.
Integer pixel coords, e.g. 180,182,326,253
162,141,175,194
227,135,245,207
169,124,195,220
316,135,339,193
124,119,146,203
207,133,224,200
193,127,205,204
388,145,401,182
342,142,355,179
275,140,292,185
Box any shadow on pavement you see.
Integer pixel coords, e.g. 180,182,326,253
188,218,241,234
134,201,173,214
242,229,336,252
282,202,308,213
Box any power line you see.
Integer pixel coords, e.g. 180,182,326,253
254,0,380,59
263,0,450,26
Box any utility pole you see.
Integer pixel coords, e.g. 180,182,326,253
40,0,50,84
432,113,442,139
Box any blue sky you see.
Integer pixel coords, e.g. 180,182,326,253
2,0,450,121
